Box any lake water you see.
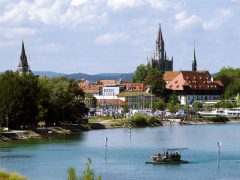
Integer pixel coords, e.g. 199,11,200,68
1,124,240,180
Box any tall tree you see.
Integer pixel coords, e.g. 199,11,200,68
132,64,165,97
132,64,148,83
0,71,39,129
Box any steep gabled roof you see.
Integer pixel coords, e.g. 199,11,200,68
163,71,179,81
166,71,223,91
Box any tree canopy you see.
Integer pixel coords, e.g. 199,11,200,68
0,71,89,129
132,64,165,97
215,67,240,98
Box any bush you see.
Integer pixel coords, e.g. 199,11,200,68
206,116,229,123
127,114,148,127
146,116,158,125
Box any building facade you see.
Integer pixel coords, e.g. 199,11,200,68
164,71,223,105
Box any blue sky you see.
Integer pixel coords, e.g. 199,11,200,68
0,0,239,74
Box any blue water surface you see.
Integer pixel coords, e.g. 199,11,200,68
1,124,240,180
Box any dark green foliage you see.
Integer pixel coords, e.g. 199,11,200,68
168,92,180,104
127,114,148,127
224,80,240,99
38,77,89,126
206,116,229,123
0,71,40,129
214,100,235,108
192,101,203,110
132,64,165,97
215,67,240,97
154,99,166,111
132,64,148,83
146,116,159,125
0,71,89,129
126,114,161,127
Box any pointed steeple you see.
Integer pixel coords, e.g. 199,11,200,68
192,41,197,72
18,40,30,73
155,23,165,60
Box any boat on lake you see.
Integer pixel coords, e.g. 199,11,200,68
146,148,189,164
198,108,240,118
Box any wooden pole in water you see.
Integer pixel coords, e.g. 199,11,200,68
105,137,108,148
217,141,221,169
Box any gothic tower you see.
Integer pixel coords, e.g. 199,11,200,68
149,24,173,73
192,43,197,72
17,40,30,73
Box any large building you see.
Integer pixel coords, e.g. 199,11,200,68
164,71,223,105
17,41,31,73
148,24,173,73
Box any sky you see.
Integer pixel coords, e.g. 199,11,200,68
0,0,239,74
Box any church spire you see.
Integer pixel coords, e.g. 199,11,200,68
155,23,165,60
192,41,197,72
18,40,30,73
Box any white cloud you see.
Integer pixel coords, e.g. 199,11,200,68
0,0,107,27
106,0,144,11
203,9,233,30
3,27,36,39
71,0,88,6
95,32,129,45
40,43,63,53
174,11,201,31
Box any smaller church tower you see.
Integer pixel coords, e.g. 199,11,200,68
17,40,30,73
192,42,197,72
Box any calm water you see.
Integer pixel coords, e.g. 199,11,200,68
1,124,240,180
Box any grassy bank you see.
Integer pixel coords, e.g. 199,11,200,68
0,170,28,180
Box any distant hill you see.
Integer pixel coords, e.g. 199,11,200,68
33,71,66,77
32,71,134,82
66,72,134,82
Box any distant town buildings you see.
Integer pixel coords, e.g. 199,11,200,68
148,24,173,73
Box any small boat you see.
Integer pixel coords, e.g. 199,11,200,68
146,148,189,164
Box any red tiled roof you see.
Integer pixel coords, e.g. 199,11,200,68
166,71,223,91
163,71,179,81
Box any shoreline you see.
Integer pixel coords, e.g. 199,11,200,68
1,119,240,142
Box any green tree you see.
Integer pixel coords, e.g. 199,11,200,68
224,80,240,99
39,77,89,125
155,99,166,111
192,101,203,111
168,92,180,104
0,71,40,129
132,64,148,83
132,64,165,97
144,67,165,97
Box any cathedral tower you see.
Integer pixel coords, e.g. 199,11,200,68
149,24,173,73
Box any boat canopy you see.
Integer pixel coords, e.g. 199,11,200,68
162,148,188,151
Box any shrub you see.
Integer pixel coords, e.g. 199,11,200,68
127,114,148,127
146,116,158,125
206,116,229,123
